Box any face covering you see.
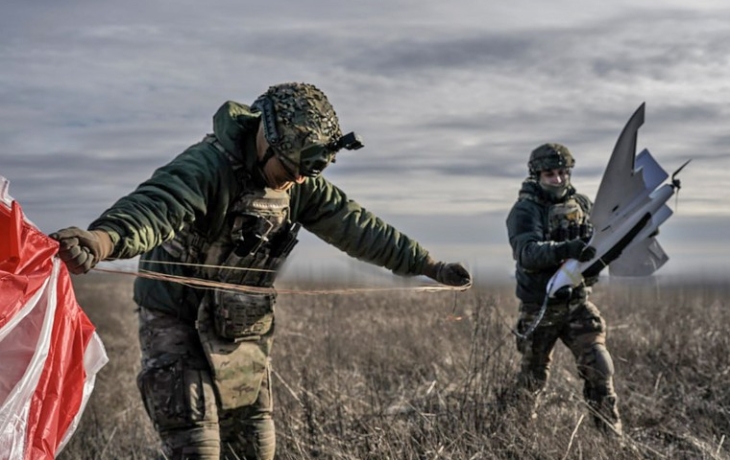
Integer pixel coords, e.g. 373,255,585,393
540,179,570,200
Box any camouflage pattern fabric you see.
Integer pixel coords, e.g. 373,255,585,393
162,160,288,413
251,82,342,175
137,307,275,460
197,292,274,410
506,180,592,304
528,143,575,176
87,90,434,458
515,299,622,434
546,197,592,243
88,100,432,322
507,166,622,436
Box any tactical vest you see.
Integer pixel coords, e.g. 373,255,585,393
161,134,300,340
520,190,593,243
546,196,593,242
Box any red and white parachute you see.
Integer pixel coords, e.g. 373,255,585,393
0,176,108,460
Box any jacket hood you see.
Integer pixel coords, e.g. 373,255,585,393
212,100,261,164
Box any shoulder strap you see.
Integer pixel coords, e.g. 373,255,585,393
203,134,241,166
202,133,253,187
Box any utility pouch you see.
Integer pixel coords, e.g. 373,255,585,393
211,289,275,341
547,198,586,242
197,292,274,410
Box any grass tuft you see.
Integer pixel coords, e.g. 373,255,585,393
58,274,730,460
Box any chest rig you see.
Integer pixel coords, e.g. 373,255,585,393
519,189,593,243
546,195,593,242
162,134,301,340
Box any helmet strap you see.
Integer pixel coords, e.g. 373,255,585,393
254,147,278,188
258,147,276,169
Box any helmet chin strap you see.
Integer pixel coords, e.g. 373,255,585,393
258,147,276,170
253,147,277,189
256,147,301,190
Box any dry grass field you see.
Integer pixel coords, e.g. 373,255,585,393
56,273,730,460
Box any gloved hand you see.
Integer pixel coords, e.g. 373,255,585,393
557,239,596,263
423,257,472,287
49,227,114,274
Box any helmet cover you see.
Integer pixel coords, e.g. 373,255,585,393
251,82,343,176
528,143,575,177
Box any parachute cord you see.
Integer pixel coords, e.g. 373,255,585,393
91,266,471,296
136,259,277,273
512,294,550,340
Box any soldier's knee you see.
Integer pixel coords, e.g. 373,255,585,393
162,426,221,460
578,343,614,384
138,364,221,459
138,364,219,430
253,418,276,456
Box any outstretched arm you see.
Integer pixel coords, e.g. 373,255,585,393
52,142,235,273
291,176,470,286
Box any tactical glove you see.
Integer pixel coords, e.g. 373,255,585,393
579,245,597,262
423,257,472,287
556,239,596,263
49,227,114,274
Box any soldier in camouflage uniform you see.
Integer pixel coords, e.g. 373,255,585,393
51,82,472,460
505,143,622,435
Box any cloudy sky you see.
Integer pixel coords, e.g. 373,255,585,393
2,0,729,282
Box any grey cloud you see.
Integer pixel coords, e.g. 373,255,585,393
666,151,729,163
1,151,157,176
420,108,628,145
650,104,724,125
332,159,525,180
3,0,730,269
343,34,536,76
1,151,162,231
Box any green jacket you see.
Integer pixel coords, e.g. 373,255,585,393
89,101,431,320
505,179,593,304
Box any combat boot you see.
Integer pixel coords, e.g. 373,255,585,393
587,393,622,437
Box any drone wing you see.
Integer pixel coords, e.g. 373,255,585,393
590,103,668,232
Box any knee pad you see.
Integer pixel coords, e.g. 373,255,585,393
162,427,221,460
578,344,614,390
246,418,276,460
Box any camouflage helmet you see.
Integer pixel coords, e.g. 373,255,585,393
528,143,575,177
251,82,347,177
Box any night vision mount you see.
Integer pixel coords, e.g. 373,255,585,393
328,132,364,153
254,96,364,153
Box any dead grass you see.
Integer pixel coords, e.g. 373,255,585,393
57,274,730,460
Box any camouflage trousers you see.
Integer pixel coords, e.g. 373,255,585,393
136,307,276,460
514,299,622,435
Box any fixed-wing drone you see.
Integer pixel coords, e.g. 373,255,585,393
547,102,690,297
